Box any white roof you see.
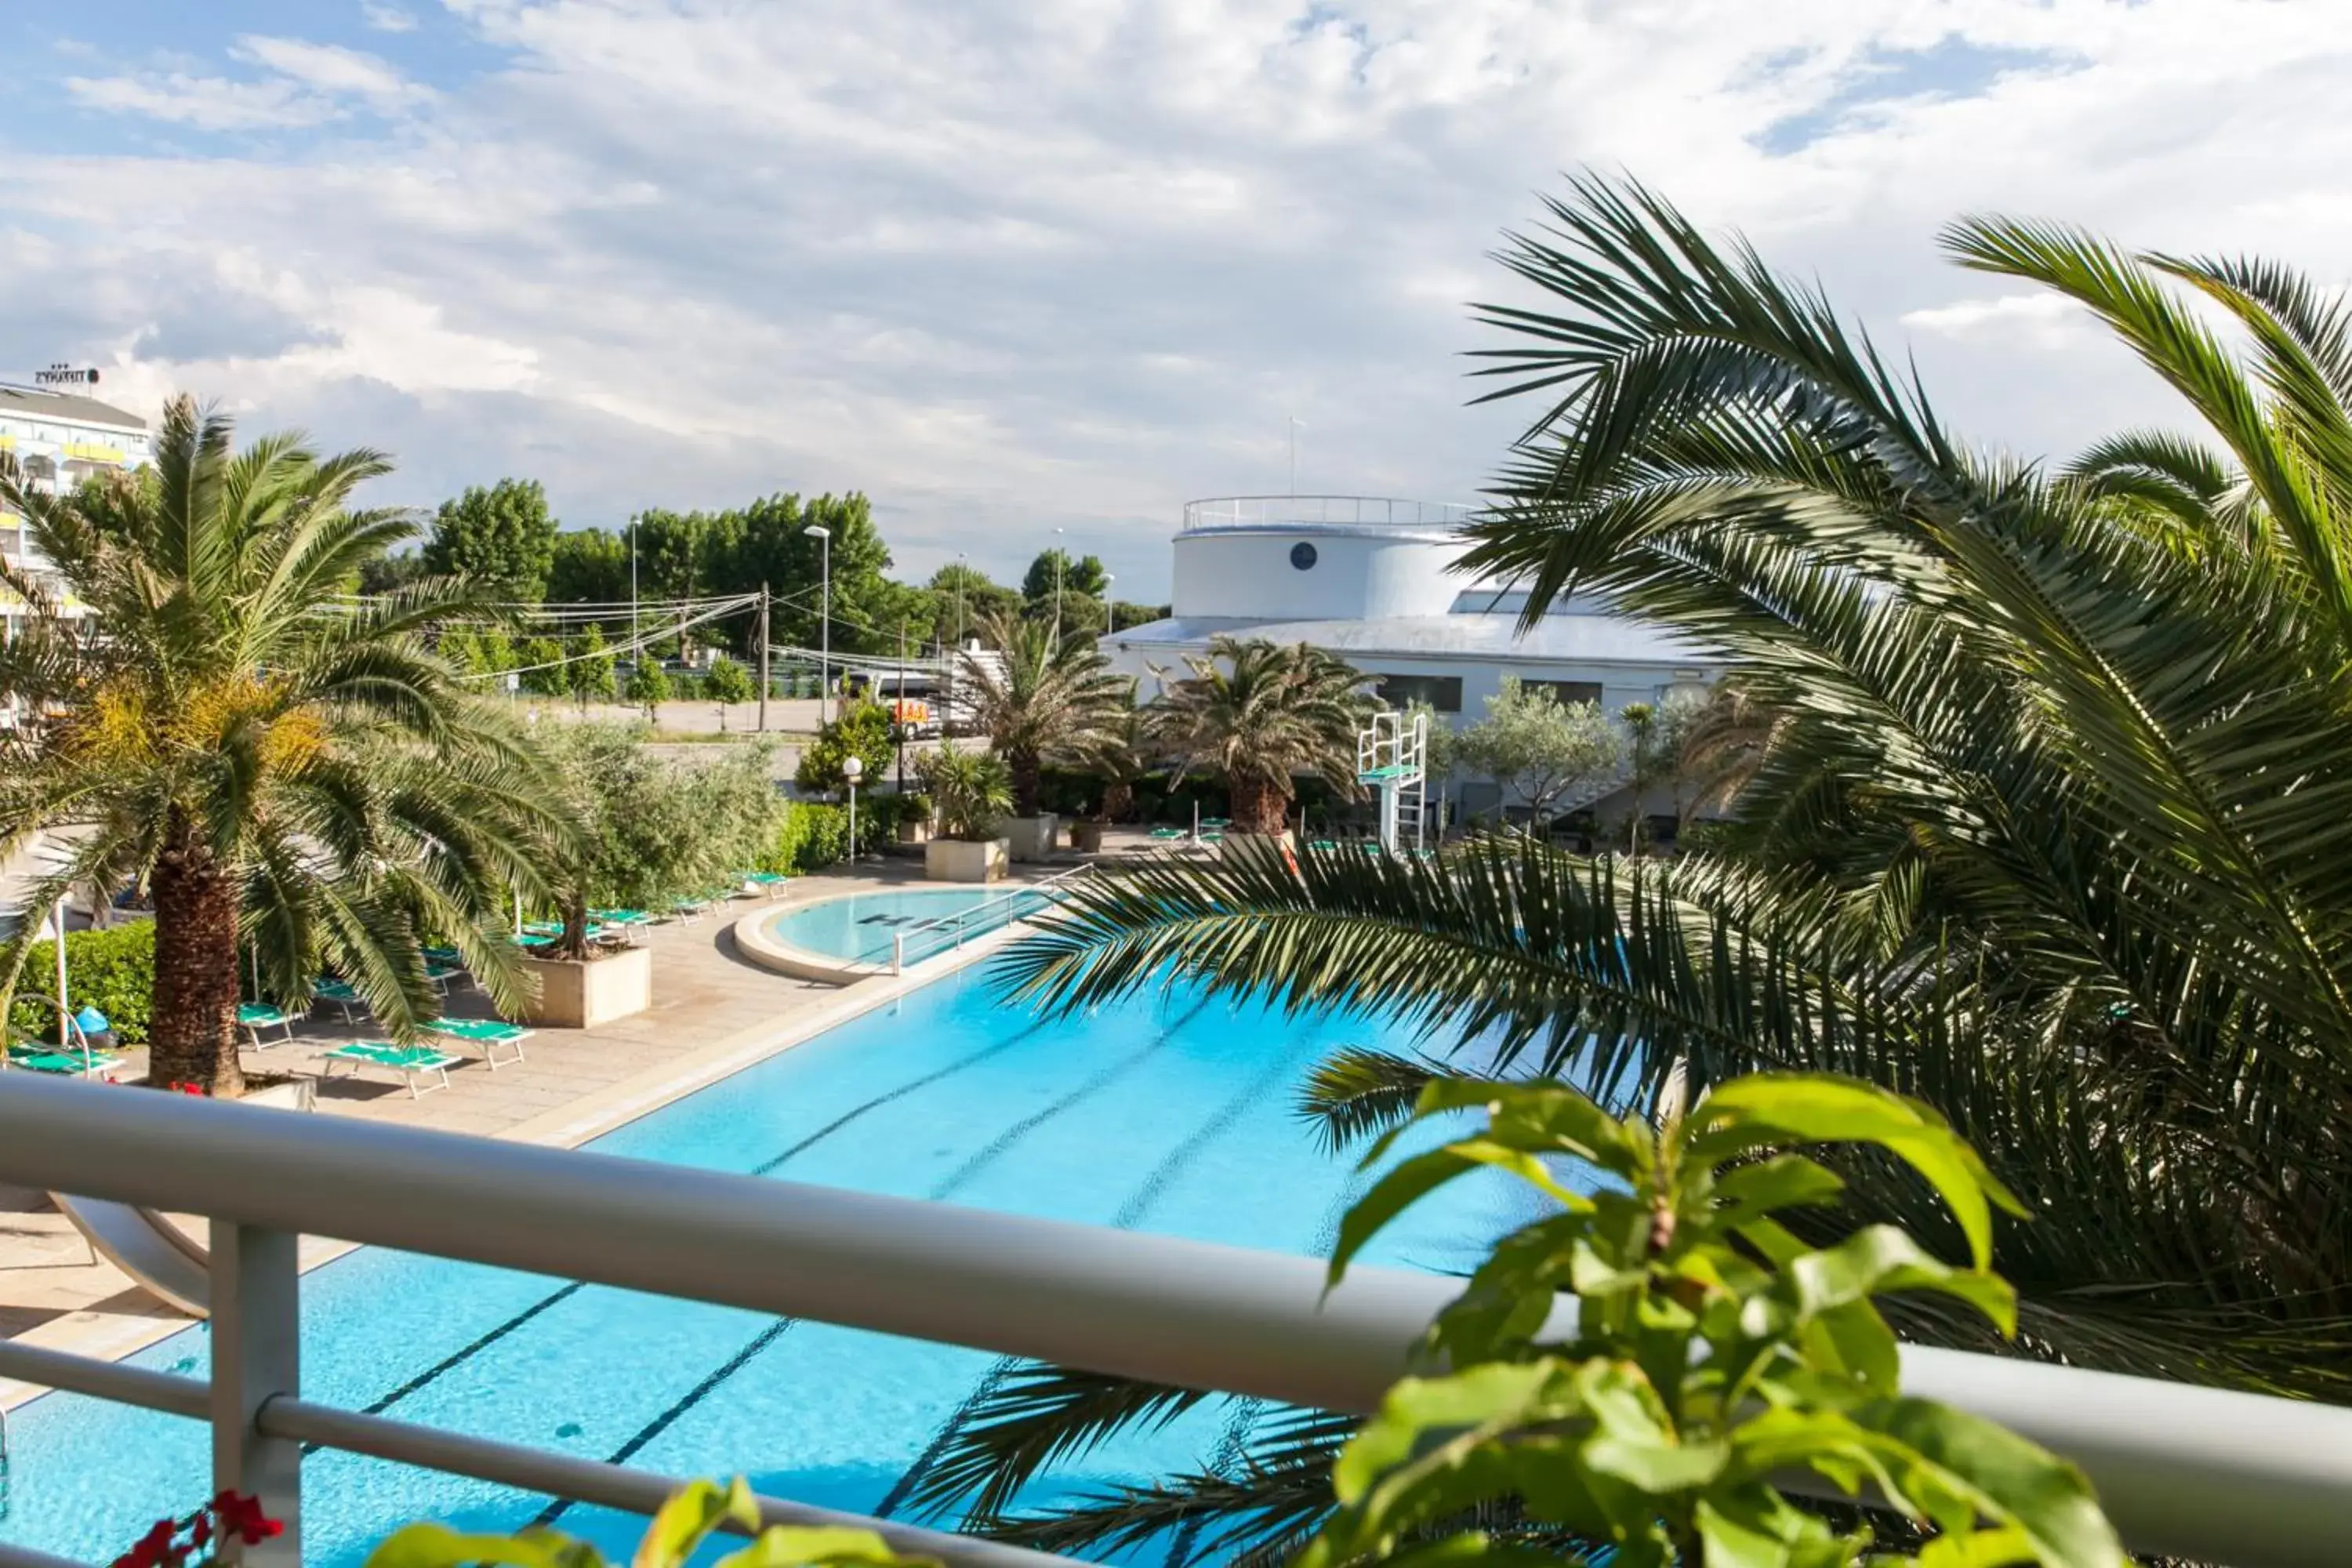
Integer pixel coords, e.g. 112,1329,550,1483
1104,612,1717,668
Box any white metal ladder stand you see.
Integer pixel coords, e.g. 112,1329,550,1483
1356,711,1428,855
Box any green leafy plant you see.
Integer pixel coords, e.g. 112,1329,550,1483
8,922,155,1044
794,700,895,793
1452,676,1622,831
706,655,757,706
1145,635,1371,834
626,658,673,720
916,741,1014,840
1301,1072,2125,1568
366,1479,921,1568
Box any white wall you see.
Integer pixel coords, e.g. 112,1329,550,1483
1172,528,1460,621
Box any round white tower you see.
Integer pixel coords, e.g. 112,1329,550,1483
1170,496,1471,622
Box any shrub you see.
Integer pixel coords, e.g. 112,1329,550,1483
1301,1071,2125,1566
704,655,756,706
516,636,568,696
7,921,154,1044
625,659,672,717
365,1477,911,1568
793,700,895,793
761,800,891,874
915,742,1012,840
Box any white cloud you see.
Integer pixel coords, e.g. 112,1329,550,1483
1901,292,2084,338
20,1,2352,591
65,36,428,132
361,3,419,33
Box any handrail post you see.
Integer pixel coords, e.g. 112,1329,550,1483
891,932,904,975
213,1224,301,1566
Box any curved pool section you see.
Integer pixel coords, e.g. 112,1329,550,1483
0,964,1594,1567
738,886,1052,981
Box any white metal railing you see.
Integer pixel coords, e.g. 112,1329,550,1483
1,1077,2350,1568
1178,495,1475,535
887,862,1096,974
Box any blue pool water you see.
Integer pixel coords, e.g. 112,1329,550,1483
0,963,1588,1566
761,887,1050,965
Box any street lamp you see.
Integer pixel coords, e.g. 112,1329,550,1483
954,551,968,649
807,524,832,724
1052,525,1066,644
842,753,862,866
1102,572,1114,635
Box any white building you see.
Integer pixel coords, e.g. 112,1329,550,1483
2,379,153,637
1100,495,1724,825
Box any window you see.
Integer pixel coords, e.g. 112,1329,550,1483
1290,541,1318,571
1375,673,1463,713
1525,679,1603,708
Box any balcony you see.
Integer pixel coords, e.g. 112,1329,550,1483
0,1074,2347,1568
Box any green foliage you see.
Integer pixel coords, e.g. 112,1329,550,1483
422,478,559,600
6,922,155,1044
0,397,568,1091
763,800,889,873
358,550,427,597
538,726,781,931
927,563,1023,646
794,699,898,793
516,637,567,697
705,655,757,706
365,1477,923,1568
1144,634,1372,834
1301,1073,2123,1567
1109,600,1169,633
957,608,1134,816
626,658,673,717
916,741,1014,840
570,624,616,706
1454,676,1623,826
1022,547,1108,601
547,527,629,605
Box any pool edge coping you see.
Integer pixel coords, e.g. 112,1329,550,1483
0,919,1030,1411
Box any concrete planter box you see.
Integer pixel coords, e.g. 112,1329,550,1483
1069,819,1105,853
241,1077,318,1112
897,815,934,845
1004,814,1058,863
927,837,1010,883
517,944,653,1028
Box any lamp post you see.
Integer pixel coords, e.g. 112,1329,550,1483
954,551,968,649
842,753,862,866
807,524,832,725
1101,572,1114,636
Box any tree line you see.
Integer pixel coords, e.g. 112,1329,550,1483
360,477,1169,660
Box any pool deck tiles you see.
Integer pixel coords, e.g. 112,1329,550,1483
0,853,1115,1406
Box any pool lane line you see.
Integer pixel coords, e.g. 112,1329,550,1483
524,1318,800,1530
871,1016,1315,1523
533,994,1218,1530
334,1009,1072,1439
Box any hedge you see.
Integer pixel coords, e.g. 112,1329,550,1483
6,920,155,1044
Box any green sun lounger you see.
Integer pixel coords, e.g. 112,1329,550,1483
237,1002,302,1049
738,872,789,898
505,930,555,949
5,1041,122,1078
423,945,463,964
1149,826,1188,840
422,1017,532,1069
426,961,464,995
313,977,368,1022
319,1040,460,1097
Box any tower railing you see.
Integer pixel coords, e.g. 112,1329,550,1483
1179,496,1474,534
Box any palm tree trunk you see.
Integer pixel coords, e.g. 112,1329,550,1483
147,829,245,1096
1103,780,1134,823
1231,776,1290,836
1008,748,1043,817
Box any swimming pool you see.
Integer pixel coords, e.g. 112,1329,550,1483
758,887,1051,967
0,961,1588,1566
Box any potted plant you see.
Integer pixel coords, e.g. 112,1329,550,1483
954,608,1131,862
916,742,1014,883
892,792,933,844
1144,635,1371,862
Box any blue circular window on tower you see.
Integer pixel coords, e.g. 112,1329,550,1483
1290,541,1318,571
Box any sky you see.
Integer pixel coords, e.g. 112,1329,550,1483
5,2,2351,600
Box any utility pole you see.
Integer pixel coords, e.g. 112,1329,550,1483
756,583,770,733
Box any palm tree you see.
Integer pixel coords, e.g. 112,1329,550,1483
0,397,566,1094
908,179,2352,1554
955,608,1131,818
1143,636,1372,835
